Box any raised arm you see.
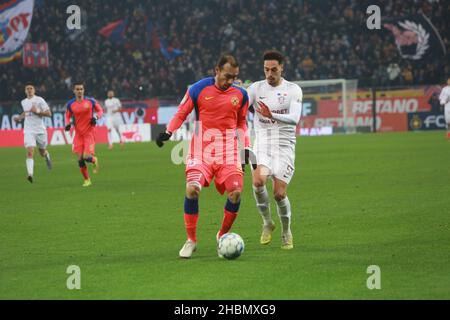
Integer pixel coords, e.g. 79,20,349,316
65,103,73,126
270,86,303,125
13,112,25,122
94,99,104,119
35,98,52,117
167,90,195,134
156,90,195,148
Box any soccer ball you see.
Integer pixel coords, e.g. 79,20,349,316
218,233,245,260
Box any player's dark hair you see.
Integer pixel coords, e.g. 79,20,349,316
73,81,84,88
216,54,239,69
24,83,34,88
263,50,285,65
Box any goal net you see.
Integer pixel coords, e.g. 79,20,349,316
293,79,359,134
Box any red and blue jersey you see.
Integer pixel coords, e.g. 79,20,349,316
65,97,103,136
167,77,250,161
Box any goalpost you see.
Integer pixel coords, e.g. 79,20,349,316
293,79,359,134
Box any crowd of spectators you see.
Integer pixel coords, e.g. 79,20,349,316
1,0,448,101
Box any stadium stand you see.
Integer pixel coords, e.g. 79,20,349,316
1,0,448,101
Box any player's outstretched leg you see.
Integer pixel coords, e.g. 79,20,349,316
216,175,243,257
39,148,52,170
25,147,34,183
78,158,91,187
84,155,99,174
180,183,200,258
274,179,293,250
218,175,243,239
252,166,275,244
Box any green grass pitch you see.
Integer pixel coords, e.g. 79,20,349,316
0,131,449,299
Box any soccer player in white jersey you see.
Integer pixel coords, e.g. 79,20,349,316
13,84,52,183
247,51,303,249
104,90,124,149
439,77,450,139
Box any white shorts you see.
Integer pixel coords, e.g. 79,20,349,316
254,143,295,184
445,105,450,124
24,132,47,149
107,115,123,130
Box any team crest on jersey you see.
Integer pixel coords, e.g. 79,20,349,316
277,93,288,104
231,96,240,106
84,102,90,109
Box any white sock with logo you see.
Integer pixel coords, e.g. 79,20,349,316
276,196,292,234
252,185,273,225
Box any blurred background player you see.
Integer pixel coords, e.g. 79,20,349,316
439,77,450,139
65,82,104,187
104,90,124,149
13,84,52,183
247,51,303,250
156,55,250,259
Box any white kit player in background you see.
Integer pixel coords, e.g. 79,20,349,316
13,84,53,183
438,77,450,139
104,90,124,149
247,51,303,250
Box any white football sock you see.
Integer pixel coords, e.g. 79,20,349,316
276,196,292,233
26,158,34,176
252,185,273,225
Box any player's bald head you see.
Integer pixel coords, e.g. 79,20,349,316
216,54,239,70
215,54,239,90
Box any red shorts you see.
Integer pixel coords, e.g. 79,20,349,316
186,158,243,195
72,131,95,155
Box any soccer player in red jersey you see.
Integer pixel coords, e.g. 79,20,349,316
156,55,251,258
64,82,104,187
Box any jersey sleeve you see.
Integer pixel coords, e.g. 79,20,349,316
94,99,104,118
167,90,195,133
39,97,50,111
65,102,73,125
237,92,251,148
271,85,303,125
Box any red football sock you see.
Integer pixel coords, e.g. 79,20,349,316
80,166,89,180
447,132,450,139
219,210,238,238
184,213,199,242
